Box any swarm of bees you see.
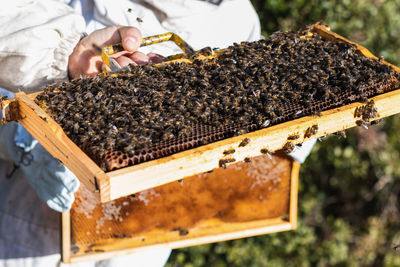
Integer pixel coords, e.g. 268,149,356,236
36,26,400,170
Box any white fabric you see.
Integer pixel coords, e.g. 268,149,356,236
288,139,317,164
0,1,85,93
0,0,261,266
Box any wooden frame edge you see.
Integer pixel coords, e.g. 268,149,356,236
62,212,71,264
8,24,400,203
64,159,300,263
15,92,104,194
311,24,400,73
96,172,111,202
290,161,300,229
68,219,293,264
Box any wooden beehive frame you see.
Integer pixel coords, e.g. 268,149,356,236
2,24,400,202
62,160,299,263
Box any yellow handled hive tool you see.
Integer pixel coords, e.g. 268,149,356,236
101,32,195,74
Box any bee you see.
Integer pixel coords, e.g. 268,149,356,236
354,106,364,118
219,158,235,169
334,130,347,138
136,17,143,24
223,149,235,155
282,141,295,154
304,125,318,138
173,227,189,236
244,157,251,163
238,138,251,147
37,26,399,173
356,120,369,129
287,134,300,140
127,8,143,24
260,148,270,154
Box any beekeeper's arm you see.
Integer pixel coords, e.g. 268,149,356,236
0,1,84,93
0,1,143,212
0,1,146,92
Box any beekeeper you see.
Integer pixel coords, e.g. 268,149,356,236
0,0,314,266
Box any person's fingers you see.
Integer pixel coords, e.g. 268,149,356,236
69,26,142,79
128,51,150,65
118,26,142,52
115,55,136,67
147,52,166,64
80,26,142,53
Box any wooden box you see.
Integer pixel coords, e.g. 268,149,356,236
62,153,299,263
1,23,399,263
2,24,400,203
3,24,400,205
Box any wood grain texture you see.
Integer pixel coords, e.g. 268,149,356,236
289,161,300,228
62,212,71,263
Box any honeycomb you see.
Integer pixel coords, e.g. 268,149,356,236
36,26,400,171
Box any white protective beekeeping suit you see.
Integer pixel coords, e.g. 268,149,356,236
0,0,263,266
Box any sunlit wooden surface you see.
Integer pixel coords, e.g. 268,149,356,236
65,153,297,262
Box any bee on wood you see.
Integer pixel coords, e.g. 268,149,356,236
287,134,300,140
304,125,318,138
223,149,235,155
244,157,251,163
173,227,189,236
334,130,347,138
36,26,399,173
238,138,251,147
219,158,235,169
354,106,364,118
260,148,270,154
282,141,295,154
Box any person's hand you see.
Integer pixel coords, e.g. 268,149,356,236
68,26,164,79
0,122,79,212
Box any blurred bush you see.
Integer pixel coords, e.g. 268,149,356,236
167,0,400,266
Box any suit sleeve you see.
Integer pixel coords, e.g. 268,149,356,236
0,0,86,93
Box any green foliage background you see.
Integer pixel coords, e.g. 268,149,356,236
167,1,400,266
